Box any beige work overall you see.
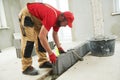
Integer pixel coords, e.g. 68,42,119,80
19,7,48,71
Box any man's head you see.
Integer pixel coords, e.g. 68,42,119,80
56,11,74,28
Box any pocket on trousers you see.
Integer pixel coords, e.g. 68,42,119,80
38,38,46,52
24,16,34,27
24,41,34,58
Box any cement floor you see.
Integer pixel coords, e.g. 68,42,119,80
0,47,52,80
57,42,120,80
0,41,120,80
0,41,83,80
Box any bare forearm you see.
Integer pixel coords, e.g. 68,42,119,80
39,36,52,54
39,25,53,54
53,31,61,48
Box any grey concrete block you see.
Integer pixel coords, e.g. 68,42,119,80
74,42,90,57
53,52,76,75
53,42,90,75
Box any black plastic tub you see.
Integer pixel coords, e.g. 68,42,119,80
89,35,116,57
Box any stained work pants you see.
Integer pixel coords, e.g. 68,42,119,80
19,7,48,71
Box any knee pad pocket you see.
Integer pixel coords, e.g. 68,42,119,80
24,41,34,58
38,38,46,52
24,16,34,27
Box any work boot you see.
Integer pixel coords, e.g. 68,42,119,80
39,61,52,68
22,66,38,75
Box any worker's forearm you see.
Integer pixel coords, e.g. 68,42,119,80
39,36,53,54
39,25,53,54
53,31,61,48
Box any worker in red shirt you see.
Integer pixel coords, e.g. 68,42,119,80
18,2,74,75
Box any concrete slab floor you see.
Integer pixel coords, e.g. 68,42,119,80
0,47,52,80
1,41,119,80
57,41,120,80
0,41,84,80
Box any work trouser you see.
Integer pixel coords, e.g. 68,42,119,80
19,7,48,71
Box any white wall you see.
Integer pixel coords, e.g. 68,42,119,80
0,0,37,49
19,0,35,8
0,0,120,49
69,0,120,41
69,0,93,41
102,0,120,40
0,0,21,49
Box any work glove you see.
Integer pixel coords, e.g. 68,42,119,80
49,53,57,63
58,47,66,54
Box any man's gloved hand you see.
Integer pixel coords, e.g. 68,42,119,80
58,47,66,54
49,53,57,63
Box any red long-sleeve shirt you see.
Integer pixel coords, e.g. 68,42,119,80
27,2,61,32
